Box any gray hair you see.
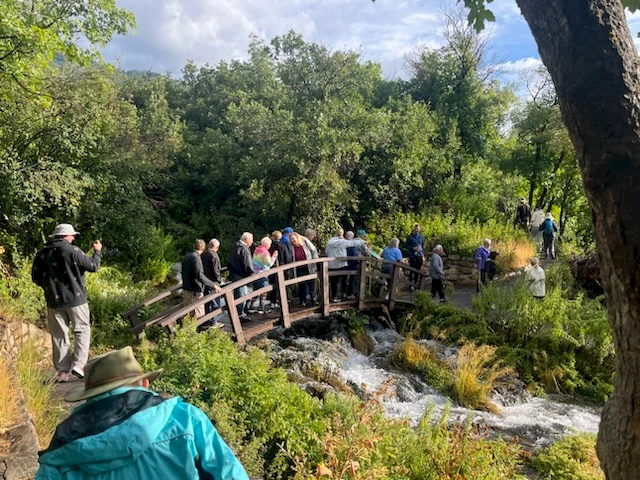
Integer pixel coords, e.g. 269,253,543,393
260,236,272,247
208,238,220,249
304,228,316,240
434,244,443,253
240,232,253,243
345,231,355,240
483,238,492,247
389,237,400,248
531,257,540,266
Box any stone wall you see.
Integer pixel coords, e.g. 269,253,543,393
423,254,479,287
0,321,51,480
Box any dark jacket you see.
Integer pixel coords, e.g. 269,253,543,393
269,239,293,266
201,249,222,286
182,251,215,293
406,232,424,259
485,259,497,281
31,239,101,309
516,203,532,224
227,241,253,280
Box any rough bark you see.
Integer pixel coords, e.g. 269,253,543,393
515,0,640,478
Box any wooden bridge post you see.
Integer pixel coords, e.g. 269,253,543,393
225,290,245,346
318,261,331,317
357,258,367,311
419,273,427,291
387,264,400,311
276,270,292,328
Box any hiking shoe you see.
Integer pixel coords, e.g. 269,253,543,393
239,313,250,321
332,298,340,303
301,302,308,307
246,307,258,314
55,371,70,383
71,366,84,379
439,298,447,303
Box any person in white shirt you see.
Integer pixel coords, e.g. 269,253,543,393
325,228,367,302
526,257,546,299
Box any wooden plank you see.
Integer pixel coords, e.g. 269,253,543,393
419,274,427,291
357,259,367,311
131,303,184,334
121,284,181,318
327,269,358,277
283,273,317,286
318,261,331,317
225,290,245,345
388,264,400,311
276,269,291,328
235,284,273,304
242,318,282,341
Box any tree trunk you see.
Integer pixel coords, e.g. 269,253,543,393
516,0,640,478
528,181,535,207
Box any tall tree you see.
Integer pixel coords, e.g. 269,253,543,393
461,0,640,476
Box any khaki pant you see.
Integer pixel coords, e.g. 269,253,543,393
47,303,91,373
183,290,204,318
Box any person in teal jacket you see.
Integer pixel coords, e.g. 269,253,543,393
36,346,249,480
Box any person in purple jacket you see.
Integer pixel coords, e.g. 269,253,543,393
474,238,492,292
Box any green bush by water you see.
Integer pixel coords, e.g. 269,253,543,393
401,263,613,401
531,434,603,479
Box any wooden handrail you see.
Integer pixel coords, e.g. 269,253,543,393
123,256,431,344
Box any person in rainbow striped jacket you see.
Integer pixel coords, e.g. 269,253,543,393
251,237,278,314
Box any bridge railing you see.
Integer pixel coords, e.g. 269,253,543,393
123,256,429,345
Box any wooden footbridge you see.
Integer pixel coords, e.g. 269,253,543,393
121,257,430,345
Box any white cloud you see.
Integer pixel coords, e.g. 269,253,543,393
496,57,542,73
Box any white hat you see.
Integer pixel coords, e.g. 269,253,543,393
49,223,80,239
545,213,553,220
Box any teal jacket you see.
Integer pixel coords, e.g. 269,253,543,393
36,387,249,480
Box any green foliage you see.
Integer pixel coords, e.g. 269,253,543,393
0,256,45,322
405,273,613,402
390,338,455,392
138,320,525,479
531,434,604,480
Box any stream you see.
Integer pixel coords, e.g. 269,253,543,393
266,317,601,450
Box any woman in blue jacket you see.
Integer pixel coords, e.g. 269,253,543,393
36,347,249,480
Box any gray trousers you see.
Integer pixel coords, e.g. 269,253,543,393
47,303,90,373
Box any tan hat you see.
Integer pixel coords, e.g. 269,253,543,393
65,346,163,402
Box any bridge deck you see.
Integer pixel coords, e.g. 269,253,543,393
122,256,430,345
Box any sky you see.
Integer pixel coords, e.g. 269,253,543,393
102,0,640,92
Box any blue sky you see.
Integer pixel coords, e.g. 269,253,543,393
102,0,640,91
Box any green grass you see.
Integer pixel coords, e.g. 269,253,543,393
531,434,604,480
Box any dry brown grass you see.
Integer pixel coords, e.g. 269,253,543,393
0,356,19,430
16,340,66,445
493,239,536,271
454,343,513,413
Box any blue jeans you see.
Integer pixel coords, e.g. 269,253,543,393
233,285,249,316
203,286,221,322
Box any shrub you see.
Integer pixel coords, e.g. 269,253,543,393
389,338,454,392
367,213,535,269
531,434,604,480
0,356,18,430
453,344,512,413
0,257,46,323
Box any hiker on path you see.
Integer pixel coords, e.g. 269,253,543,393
515,197,532,232
346,230,369,298
200,239,223,328
36,346,249,480
430,245,446,302
485,251,499,282
182,239,217,321
474,238,492,292
406,224,424,287
289,232,319,307
251,237,278,314
325,228,367,302
32,224,102,383
381,238,403,275
227,232,254,319
526,257,546,299
539,212,559,259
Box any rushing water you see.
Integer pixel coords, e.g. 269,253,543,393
270,323,601,449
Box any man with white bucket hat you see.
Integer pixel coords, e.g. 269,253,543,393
31,223,102,383
36,347,249,480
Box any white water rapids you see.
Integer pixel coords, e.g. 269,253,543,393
273,325,601,449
